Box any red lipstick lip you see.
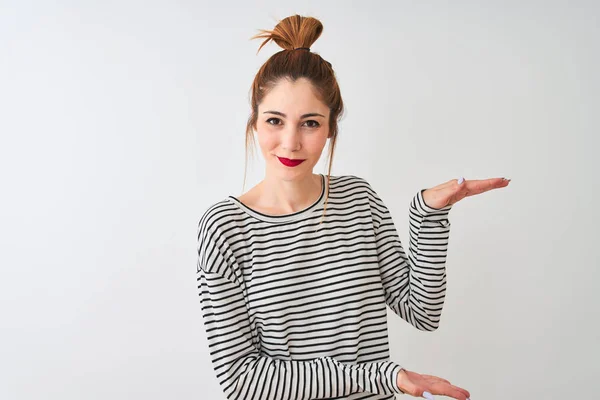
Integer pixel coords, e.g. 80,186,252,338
277,156,305,167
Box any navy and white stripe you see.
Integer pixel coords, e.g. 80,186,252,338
197,175,453,399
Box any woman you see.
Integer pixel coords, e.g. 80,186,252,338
197,14,509,400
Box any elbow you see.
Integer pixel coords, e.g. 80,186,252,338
415,317,441,332
427,323,440,332
420,324,439,332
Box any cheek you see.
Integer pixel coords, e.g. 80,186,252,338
304,132,328,155
256,129,279,154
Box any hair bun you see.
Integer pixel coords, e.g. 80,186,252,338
251,14,323,53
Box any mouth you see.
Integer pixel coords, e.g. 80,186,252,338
277,156,305,167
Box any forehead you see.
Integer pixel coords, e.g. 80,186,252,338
259,78,328,114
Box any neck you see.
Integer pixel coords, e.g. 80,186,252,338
259,171,322,214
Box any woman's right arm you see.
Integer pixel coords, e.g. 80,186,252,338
199,268,405,399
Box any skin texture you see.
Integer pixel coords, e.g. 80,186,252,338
397,369,471,399
238,77,330,215
422,177,511,210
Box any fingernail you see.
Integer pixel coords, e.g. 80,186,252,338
502,177,511,182
457,177,464,184
422,392,435,400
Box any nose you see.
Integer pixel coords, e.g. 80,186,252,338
280,125,302,152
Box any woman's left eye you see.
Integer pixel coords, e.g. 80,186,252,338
303,120,320,128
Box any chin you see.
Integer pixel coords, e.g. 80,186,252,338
270,163,312,181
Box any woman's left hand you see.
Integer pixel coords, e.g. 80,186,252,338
422,177,511,209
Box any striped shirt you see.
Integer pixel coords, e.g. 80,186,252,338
197,174,453,399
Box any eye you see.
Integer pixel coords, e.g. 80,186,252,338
303,120,320,128
266,117,282,125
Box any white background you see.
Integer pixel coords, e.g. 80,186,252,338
1,1,598,399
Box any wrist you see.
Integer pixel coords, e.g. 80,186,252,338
395,367,407,394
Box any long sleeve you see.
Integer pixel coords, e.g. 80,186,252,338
365,183,453,331
197,219,406,400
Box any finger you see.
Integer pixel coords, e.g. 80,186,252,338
429,381,471,400
464,178,507,196
447,383,470,399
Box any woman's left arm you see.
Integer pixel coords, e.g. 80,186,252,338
366,177,510,331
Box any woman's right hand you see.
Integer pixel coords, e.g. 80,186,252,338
396,368,471,400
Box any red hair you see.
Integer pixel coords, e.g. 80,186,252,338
244,15,345,223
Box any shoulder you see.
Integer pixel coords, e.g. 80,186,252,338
197,198,237,235
197,199,240,276
329,174,376,194
196,197,243,258
329,174,382,205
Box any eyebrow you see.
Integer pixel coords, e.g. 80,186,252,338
263,111,326,119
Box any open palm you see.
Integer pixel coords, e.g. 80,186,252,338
422,177,511,210
397,369,471,400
